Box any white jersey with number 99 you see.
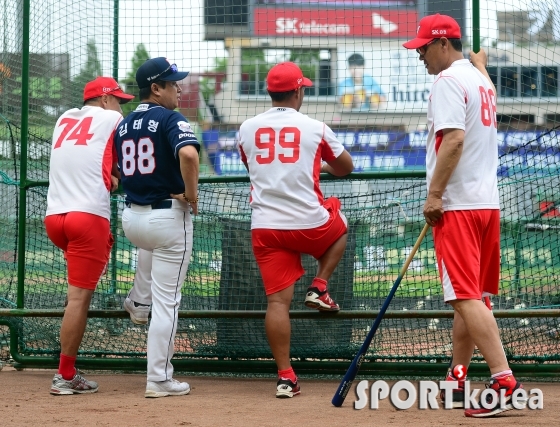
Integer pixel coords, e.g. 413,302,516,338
238,107,345,230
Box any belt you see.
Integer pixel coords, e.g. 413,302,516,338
125,200,173,209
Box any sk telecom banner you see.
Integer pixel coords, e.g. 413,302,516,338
201,130,560,177
253,8,417,38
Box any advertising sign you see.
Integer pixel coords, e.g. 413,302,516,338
337,46,433,113
254,0,416,6
253,8,417,38
201,130,560,177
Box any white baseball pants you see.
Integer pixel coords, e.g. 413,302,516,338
122,199,193,382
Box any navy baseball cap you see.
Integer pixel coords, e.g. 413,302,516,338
136,57,189,89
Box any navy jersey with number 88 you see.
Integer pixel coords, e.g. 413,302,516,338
114,103,200,205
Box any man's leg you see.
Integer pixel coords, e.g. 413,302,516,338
440,310,476,408
450,310,476,368
304,199,348,312
129,248,153,304
144,209,193,397
305,234,347,311
50,285,99,395
124,248,153,325
316,233,348,280
455,299,526,418
46,212,106,395
265,284,295,371
251,228,304,398
266,284,301,398
60,285,94,358
450,299,509,373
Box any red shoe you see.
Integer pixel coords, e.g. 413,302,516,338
464,376,525,418
304,287,340,312
440,372,465,409
276,378,301,398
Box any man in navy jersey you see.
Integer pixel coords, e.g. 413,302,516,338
114,57,199,398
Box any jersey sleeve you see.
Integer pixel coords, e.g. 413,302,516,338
431,75,467,133
238,122,248,162
112,141,118,165
164,111,201,157
111,114,123,163
321,124,345,161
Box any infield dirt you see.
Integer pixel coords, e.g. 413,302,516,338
0,367,557,427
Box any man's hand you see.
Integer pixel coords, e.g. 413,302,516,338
423,193,444,226
110,175,119,192
170,193,198,215
469,49,488,70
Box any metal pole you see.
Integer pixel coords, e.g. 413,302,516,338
112,0,119,80
472,0,480,52
16,0,30,309
2,0,8,115
108,0,120,296
513,221,522,294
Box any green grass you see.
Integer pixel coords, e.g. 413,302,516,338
3,263,560,301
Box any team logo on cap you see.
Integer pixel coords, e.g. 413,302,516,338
102,85,120,93
417,25,420,34
297,78,302,84
177,121,192,132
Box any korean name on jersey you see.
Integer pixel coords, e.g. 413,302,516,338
114,103,200,206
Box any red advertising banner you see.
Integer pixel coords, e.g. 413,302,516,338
253,8,418,38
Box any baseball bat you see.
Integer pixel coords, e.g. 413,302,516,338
332,223,430,407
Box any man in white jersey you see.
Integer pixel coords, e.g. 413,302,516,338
45,77,133,395
238,62,354,398
404,14,524,417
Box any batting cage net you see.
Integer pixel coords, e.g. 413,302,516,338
1,0,560,374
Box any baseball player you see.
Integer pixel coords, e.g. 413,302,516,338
45,77,134,395
114,57,199,398
238,62,354,398
403,14,524,417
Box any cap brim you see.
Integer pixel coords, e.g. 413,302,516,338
113,93,135,104
302,77,313,87
160,71,190,82
403,37,435,49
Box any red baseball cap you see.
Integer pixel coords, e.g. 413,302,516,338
403,14,462,49
83,77,135,103
266,62,313,92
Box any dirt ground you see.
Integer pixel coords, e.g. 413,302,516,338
0,367,557,427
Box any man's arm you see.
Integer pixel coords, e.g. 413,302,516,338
423,128,464,226
322,150,354,176
110,162,120,192
470,49,496,95
238,143,249,173
173,145,199,215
